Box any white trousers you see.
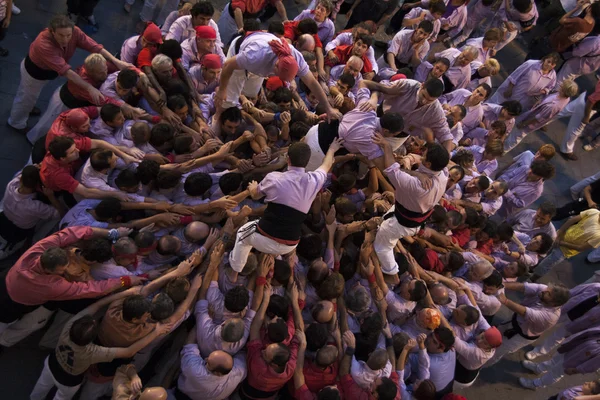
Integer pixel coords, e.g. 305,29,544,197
304,125,325,172
30,356,82,400
224,70,264,109
228,221,297,272
9,59,51,129
485,332,533,367
532,353,566,387
529,314,567,357
557,92,596,154
0,306,54,347
26,86,68,144
374,208,420,275
570,170,600,200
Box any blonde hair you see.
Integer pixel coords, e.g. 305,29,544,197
179,2,194,15
559,79,579,98
484,58,500,75
538,144,556,160
84,53,106,70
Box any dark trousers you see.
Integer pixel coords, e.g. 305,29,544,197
67,0,99,17
553,199,591,221
387,0,420,33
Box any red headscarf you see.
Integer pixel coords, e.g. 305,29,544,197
201,54,222,69
268,39,299,82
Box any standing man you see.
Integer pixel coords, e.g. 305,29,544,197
8,15,131,133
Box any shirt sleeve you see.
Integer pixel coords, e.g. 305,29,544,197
384,162,420,192
136,48,155,69
74,27,103,54
180,344,211,378
89,344,118,364
53,170,81,194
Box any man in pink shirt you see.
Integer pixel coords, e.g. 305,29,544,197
8,15,131,133
371,134,449,275
0,226,145,347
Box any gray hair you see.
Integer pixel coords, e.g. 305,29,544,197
461,45,479,61
151,54,173,70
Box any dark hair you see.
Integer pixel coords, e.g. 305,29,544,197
69,315,99,346
267,294,290,319
306,323,329,352
90,149,114,172
434,57,451,69
100,104,123,125
501,100,523,116
538,201,557,218
184,172,212,196
447,251,464,272
535,233,554,254
297,18,318,34
355,33,374,48
429,0,447,14
267,318,289,343
396,67,414,79
335,197,357,216
393,332,411,357
156,170,182,190
165,276,189,304
497,222,514,241
219,172,243,195
317,273,345,300
289,121,311,141
268,20,285,35
380,112,404,134
80,238,113,263
21,165,41,189
273,259,292,285
463,207,480,228
49,15,75,31
530,159,555,180
173,135,194,155
48,136,75,160
122,295,152,321
116,69,139,89
271,343,291,367
490,120,507,135
149,123,174,148
318,388,341,400
339,72,356,89
115,169,140,190
167,94,188,112
449,165,465,181
409,280,428,301
462,305,480,325
151,292,175,320
483,270,503,287
136,160,160,185
220,106,242,125
481,220,498,239
95,198,122,221
288,142,312,167
475,176,491,191
272,87,293,104
423,79,444,98
512,0,533,13
425,143,449,171
375,378,398,400
434,326,455,351
191,1,214,16
158,39,183,60
221,318,245,342
413,380,436,400
297,234,323,261
224,286,250,313
40,247,69,272
417,19,434,34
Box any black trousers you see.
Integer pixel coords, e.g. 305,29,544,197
387,0,420,33
67,0,99,17
553,199,591,221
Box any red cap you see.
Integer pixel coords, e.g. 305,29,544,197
201,54,221,69
484,327,502,348
266,76,285,91
195,25,217,40
142,22,163,44
391,73,406,81
276,56,299,82
441,395,467,400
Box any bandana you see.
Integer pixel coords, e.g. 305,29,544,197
268,39,298,82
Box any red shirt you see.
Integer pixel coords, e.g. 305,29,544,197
587,79,600,107
476,238,494,255
246,338,300,392
451,227,471,248
324,45,373,73
339,372,400,400
5,227,122,306
29,27,103,76
295,385,317,400
136,47,159,69
231,0,276,16
260,300,304,346
283,21,323,49
66,64,120,105
40,136,92,193
302,359,339,393
420,248,445,273
45,106,98,149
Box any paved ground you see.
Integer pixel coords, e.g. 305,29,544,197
0,0,598,398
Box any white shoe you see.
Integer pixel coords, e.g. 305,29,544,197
11,3,20,14
519,377,538,390
522,360,544,374
525,350,541,361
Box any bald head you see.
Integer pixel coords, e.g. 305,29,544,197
221,318,245,343
113,237,137,255
367,348,388,371
139,387,168,400
347,55,364,70
316,345,339,367
312,300,335,323
184,221,210,243
157,235,181,255
469,260,494,281
430,283,450,305
307,260,329,285
206,350,234,376
297,34,315,52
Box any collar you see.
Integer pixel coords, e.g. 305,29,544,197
287,166,306,173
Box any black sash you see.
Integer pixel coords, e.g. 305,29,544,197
454,358,480,384
383,201,433,228
567,294,599,321
24,54,59,81
317,120,340,154
257,202,307,242
48,351,86,387
503,313,540,341
60,83,93,109
239,378,278,399
174,387,194,400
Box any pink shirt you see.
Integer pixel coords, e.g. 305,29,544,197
494,60,557,109
190,64,220,94
404,8,441,41
258,166,327,213
519,92,569,133
180,37,226,71
384,163,449,213
2,175,60,229
99,71,125,106
29,27,103,76
338,87,384,160
294,9,335,45
497,165,544,218
435,48,472,90
165,15,222,47
385,29,430,66
120,35,143,65
517,283,561,337
5,227,121,306
463,37,494,65
382,79,452,143
482,103,516,135
325,32,378,73
440,88,484,133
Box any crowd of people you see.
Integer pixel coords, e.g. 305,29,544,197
1,0,600,398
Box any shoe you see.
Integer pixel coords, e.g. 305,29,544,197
584,144,596,151
560,151,578,161
519,377,538,390
522,360,543,374
11,3,20,14
524,351,541,361
29,106,41,116
6,122,29,134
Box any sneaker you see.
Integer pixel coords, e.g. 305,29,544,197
12,3,20,14
584,144,596,151
522,360,543,374
519,377,538,390
524,351,541,361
